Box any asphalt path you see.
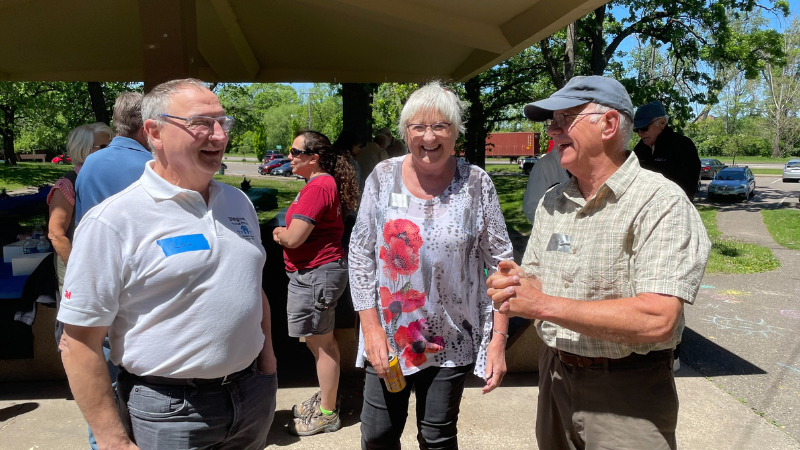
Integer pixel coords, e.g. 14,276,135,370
683,203,800,442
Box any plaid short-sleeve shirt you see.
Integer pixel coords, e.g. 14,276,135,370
522,153,711,358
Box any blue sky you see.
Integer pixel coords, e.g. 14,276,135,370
287,0,800,94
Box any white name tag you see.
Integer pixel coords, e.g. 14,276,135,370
389,193,410,208
546,233,572,253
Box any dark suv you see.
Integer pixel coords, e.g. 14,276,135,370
518,156,538,175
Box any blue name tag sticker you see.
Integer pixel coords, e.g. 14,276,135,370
157,234,211,257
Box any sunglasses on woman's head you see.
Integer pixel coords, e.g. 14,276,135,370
290,147,316,157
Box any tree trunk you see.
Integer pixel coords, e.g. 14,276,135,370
87,82,110,125
773,120,782,158
342,83,375,146
464,76,486,169
590,4,607,75
0,106,17,166
540,38,566,89
649,41,656,85
1,106,17,166
564,22,576,81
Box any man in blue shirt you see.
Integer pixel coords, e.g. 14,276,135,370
75,92,153,226
72,91,151,450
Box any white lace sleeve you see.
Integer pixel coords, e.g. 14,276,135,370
348,170,381,311
479,171,513,279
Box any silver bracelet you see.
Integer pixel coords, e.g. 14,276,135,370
493,330,509,339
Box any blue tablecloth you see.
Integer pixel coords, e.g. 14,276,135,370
0,257,28,299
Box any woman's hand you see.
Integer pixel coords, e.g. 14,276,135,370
359,310,392,378
272,227,286,245
364,326,392,379
482,338,507,394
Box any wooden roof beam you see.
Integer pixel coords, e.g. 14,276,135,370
294,0,511,54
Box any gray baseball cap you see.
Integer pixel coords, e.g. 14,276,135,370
524,76,634,121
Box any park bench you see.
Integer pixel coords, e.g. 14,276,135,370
18,154,46,162
17,150,47,162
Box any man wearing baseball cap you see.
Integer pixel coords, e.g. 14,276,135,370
632,100,701,200
487,76,710,449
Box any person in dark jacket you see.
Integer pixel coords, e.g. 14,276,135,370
633,101,701,373
633,101,700,200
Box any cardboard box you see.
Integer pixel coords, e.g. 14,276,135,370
3,241,25,261
11,252,52,277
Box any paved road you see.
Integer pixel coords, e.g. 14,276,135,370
695,175,800,208
222,161,302,182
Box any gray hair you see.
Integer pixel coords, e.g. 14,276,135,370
66,122,114,165
588,103,633,151
397,81,466,142
373,134,389,148
141,78,208,123
112,92,144,138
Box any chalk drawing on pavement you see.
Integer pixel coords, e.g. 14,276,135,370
700,285,715,289
780,310,800,319
700,315,790,337
776,363,800,375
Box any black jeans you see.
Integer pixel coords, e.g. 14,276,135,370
361,363,473,450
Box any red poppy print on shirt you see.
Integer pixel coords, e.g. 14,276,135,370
379,219,423,281
394,319,445,368
380,285,426,322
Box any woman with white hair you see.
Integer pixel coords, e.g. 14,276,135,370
349,82,513,449
47,122,113,291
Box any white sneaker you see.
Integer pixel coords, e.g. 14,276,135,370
673,357,681,372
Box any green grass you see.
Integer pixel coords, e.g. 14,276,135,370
696,206,780,274
751,169,783,175
213,174,304,224
761,209,800,250
716,156,795,164
0,162,74,192
491,174,531,234
484,164,522,173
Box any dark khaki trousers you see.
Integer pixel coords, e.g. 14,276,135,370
536,346,678,450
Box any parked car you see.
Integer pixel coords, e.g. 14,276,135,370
782,159,800,182
700,158,727,179
259,158,290,175
708,167,756,200
518,156,538,175
51,154,72,164
271,162,294,177
261,151,283,163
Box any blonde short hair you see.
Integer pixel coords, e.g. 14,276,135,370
66,122,114,164
398,81,466,142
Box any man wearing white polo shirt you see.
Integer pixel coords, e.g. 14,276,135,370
58,79,277,450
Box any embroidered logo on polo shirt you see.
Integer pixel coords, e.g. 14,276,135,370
64,290,71,299
228,216,256,241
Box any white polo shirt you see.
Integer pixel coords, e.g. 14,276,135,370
58,161,267,378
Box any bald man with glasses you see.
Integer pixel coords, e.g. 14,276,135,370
58,79,277,450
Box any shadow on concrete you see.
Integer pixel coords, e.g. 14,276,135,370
677,327,767,378
0,401,38,422
0,380,73,401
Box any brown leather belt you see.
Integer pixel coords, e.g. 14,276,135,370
550,346,671,369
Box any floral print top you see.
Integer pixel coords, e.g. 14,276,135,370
349,156,513,377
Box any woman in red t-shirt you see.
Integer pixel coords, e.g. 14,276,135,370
272,131,359,436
